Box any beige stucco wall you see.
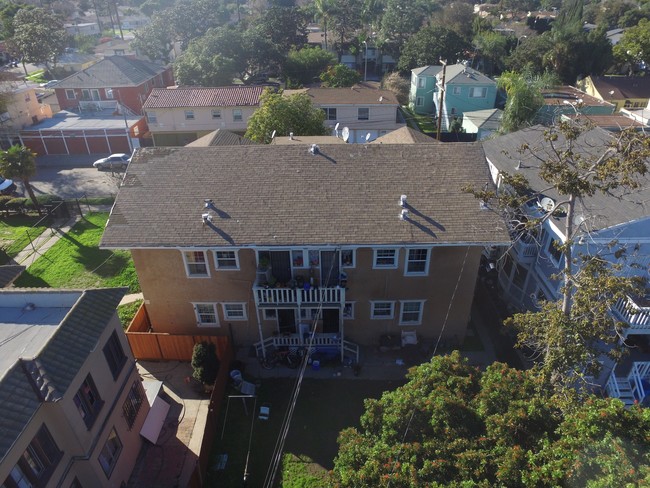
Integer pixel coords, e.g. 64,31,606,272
2,86,52,130
320,104,403,132
146,106,257,135
133,246,482,346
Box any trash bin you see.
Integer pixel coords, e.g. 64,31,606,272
311,360,320,371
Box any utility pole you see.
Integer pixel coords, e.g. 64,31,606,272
436,59,447,142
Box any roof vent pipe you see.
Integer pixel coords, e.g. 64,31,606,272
289,132,294,140
399,195,407,207
399,209,409,221
309,144,319,155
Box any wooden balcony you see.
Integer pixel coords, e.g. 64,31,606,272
253,285,345,307
611,295,650,335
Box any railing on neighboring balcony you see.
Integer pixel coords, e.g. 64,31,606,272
512,235,539,263
254,333,359,363
605,361,650,406
253,285,345,307
611,295,650,333
79,100,118,112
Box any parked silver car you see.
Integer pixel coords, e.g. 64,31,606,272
92,153,131,171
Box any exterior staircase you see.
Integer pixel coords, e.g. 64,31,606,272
605,361,650,406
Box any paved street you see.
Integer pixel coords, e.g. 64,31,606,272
16,154,125,199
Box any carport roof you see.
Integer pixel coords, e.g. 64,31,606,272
20,110,142,131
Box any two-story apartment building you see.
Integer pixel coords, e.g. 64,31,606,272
54,55,174,115
410,64,498,132
482,126,650,404
100,143,509,359
284,86,405,143
582,75,650,112
143,86,266,146
0,80,53,149
0,288,150,487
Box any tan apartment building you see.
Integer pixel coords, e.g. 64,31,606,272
143,86,266,146
0,288,149,487
0,80,53,149
284,85,406,143
101,143,509,358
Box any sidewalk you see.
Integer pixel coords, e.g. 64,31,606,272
10,215,79,267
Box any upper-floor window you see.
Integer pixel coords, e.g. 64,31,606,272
98,428,122,478
343,302,355,319
341,249,355,268
373,248,398,269
184,110,195,120
214,250,239,270
105,88,114,99
122,381,146,429
233,109,243,121
416,97,424,107
322,107,337,120
405,248,430,276
399,300,424,325
470,87,487,98
371,301,395,319
222,303,247,320
146,111,157,124
183,250,209,277
193,302,219,326
103,331,127,380
2,425,62,488
418,77,425,88
358,108,369,120
453,86,461,95
547,237,562,263
66,89,76,100
212,109,221,119
74,375,104,429
81,89,100,101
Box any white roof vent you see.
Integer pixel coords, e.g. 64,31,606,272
202,213,212,224
399,209,409,221
399,195,407,207
309,144,320,155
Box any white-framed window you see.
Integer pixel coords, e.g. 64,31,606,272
214,250,239,270
193,303,219,326
182,250,209,277
470,87,487,98
416,96,424,107
263,309,277,320
405,248,430,275
105,88,114,99
547,237,563,263
98,428,122,478
418,77,425,88
66,89,76,100
222,303,247,321
292,250,306,268
373,248,398,268
147,111,157,124
184,110,195,120
371,301,395,319
343,302,355,319
341,248,355,268
233,109,243,121
453,86,461,95
399,300,424,325
212,109,221,119
322,107,337,120
358,108,369,120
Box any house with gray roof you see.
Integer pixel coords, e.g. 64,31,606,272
100,142,509,358
0,288,150,487
53,55,174,115
482,125,650,404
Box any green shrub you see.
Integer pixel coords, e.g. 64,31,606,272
0,195,13,209
191,342,220,385
24,194,63,209
6,197,27,211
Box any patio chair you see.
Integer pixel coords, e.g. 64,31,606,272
258,403,271,421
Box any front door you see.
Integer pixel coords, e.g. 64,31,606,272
320,250,340,287
322,309,339,334
270,251,292,284
277,309,296,334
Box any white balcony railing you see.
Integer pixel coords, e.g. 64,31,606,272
253,285,345,307
512,237,538,263
611,296,650,333
254,333,359,363
605,361,650,406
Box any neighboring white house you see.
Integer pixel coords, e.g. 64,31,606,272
462,109,502,140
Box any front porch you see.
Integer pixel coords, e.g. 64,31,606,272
254,332,359,364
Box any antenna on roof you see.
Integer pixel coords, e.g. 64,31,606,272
271,130,276,140
334,122,340,138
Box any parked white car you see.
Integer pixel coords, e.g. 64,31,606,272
92,153,131,170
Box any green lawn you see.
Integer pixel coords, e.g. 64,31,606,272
117,299,143,329
402,106,437,135
207,378,403,487
0,215,48,265
14,212,140,292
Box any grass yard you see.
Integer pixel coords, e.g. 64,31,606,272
0,215,48,265
14,212,140,292
207,377,403,487
117,299,143,328
402,106,437,135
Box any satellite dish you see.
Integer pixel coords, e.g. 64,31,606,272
365,132,371,142
271,130,276,140
539,197,555,212
342,126,350,143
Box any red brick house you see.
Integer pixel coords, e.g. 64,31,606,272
54,56,174,115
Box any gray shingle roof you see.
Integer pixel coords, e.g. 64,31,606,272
55,55,168,89
445,65,496,86
482,125,650,232
185,129,257,147
0,288,126,463
101,144,510,248
143,86,265,109
371,127,439,144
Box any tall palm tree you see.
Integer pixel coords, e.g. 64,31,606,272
314,0,333,51
0,145,40,213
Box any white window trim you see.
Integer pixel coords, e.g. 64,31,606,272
221,302,248,321
181,250,210,278
341,248,355,268
193,302,219,327
213,249,240,270
233,109,243,121
343,301,355,320
66,89,76,100
416,96,424,107
370,301,395,319
470,87,487,98
147,111,157,124
404,248,431,276
373,248,399,269
418,77,425,88
453,86,461,95
212,109,221,119
399,300,425,325
184,110,195,120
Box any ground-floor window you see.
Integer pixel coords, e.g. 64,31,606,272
371,301,395,319
222,303,247,320
193,303,219,326
98,428,122,478
399,300,425,325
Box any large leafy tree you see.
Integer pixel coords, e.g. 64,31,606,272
332,352,650,487
0,145,39,212
320,64,361,87
397,25,470,72
380,0,432,57
497,69,557,133
283,46,336,87
613,18,650,69
9,8,68,75
253,5,308,54
245,90,328,143
132,15,174,63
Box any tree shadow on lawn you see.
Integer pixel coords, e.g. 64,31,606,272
13,271,51,288
59,233,130,277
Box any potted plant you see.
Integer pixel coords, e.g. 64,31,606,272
259,256,270,270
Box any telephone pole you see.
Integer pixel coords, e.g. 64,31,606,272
436,59,447,142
